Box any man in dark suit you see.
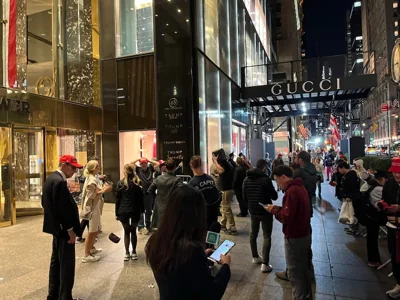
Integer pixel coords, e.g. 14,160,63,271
42,155,83,300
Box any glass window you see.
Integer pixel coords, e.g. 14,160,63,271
204,0,220,65
116,0,154,57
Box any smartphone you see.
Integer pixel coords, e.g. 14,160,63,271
208,240,236,263
259,202,265,207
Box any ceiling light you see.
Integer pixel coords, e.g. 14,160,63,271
155,14,158,17
177,9,181,13
166,23,169,26
175,31,178,34
186,19,189,22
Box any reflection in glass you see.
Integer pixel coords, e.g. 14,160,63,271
116,0,154,57
220,73,232,153
198,55,207,168
204,0,219,65
218,0,230,76
205,59,221,170
14,129,44,211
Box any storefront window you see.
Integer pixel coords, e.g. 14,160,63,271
2,0,100,106
0,127,11,225
119,131,156,178
115,0,154,57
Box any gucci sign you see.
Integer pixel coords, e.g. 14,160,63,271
269,78,342,96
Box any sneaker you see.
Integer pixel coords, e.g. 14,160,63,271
368,261,381,267
387,284,400,298
82,254,100,263
261,264,273,273
275,270,289,281
124,253,130,261
131,253,138,260
90,248,102,255
236,213,247,217
76,237,86,244
224,228,238,236
252,256,263,264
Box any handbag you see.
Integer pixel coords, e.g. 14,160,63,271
338,201,355,225
108,220,121,244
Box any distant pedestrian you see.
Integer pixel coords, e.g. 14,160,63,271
212,150,237,235
314,158,324,198
116,164,144,261
233,156,252,217
42,155,83,300
266,165,312,300
243,159,278,273
324,152,334,181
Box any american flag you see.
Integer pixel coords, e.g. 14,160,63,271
298,123,310,139
330,115,340,146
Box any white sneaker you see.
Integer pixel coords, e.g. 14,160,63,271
124,253,130,261
131,253,138,260
387,284,400,298
252,256,263,264
261,264,273,273
82,254,100,263
90,248,102,255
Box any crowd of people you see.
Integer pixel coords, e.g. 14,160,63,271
40,148,400,300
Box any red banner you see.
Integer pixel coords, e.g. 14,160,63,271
8,0,17,88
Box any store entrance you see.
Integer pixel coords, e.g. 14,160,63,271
0,127,12,227
13,127,45,216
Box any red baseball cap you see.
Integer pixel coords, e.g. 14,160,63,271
389,158,400,173
278,153,283,157
59,155,83,168
139,158,149,164
158,160,165,166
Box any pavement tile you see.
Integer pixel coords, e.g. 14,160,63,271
0,181,395,299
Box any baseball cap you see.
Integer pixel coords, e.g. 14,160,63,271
59,155,83,169
389,158,400,173
158,160,165,166
278,153,283,157
139,158,149,164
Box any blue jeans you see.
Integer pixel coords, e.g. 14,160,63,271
138,194,153,229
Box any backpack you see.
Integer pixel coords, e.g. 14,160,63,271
359,185,386,226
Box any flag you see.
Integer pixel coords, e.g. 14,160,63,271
6,0,17,88
298,123,310,140
330,115,340,146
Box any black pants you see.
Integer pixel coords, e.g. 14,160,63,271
47,235,76,300
235,188,248,216
80,219,89,236
250,214,273,264
366,219,381,263
138,194,153,229
388,227,400,284
207,202,220,230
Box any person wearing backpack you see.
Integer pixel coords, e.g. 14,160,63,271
360,171,388,267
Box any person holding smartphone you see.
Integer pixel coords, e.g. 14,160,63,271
146,185,231,299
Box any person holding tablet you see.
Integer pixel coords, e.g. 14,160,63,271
145,185,231,299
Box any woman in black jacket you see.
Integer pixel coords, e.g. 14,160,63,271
116,164,144,261
145,185,231,300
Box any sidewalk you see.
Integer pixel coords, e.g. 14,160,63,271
0,182,394,299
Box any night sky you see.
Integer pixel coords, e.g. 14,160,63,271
303,0,351,58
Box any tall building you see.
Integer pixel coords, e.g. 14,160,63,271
347,1,363,75
0,0,277,226
362,0,399,147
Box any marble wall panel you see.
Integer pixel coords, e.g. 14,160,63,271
16,0,27,90
65,0,94,105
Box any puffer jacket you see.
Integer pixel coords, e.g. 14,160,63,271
382,178,400,227
243,168,278,216
115,180,144,217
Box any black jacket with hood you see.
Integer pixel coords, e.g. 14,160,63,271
294,162,317,216
243,168,278,216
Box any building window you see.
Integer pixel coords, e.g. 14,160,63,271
394,2,399,9
115,0,154,57
354,1,361,7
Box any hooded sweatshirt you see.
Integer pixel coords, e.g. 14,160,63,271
353,159,370,181
294,162,317,216
271,178,311,239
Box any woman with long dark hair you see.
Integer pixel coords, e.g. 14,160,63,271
145,185,231,299
116,164,144,261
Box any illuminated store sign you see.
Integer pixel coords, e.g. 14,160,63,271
268,78,341,96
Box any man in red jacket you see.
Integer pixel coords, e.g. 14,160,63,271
265,165,312,300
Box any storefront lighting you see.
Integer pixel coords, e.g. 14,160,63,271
346,124,349,127
396,115,399,119
362,123,366,126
